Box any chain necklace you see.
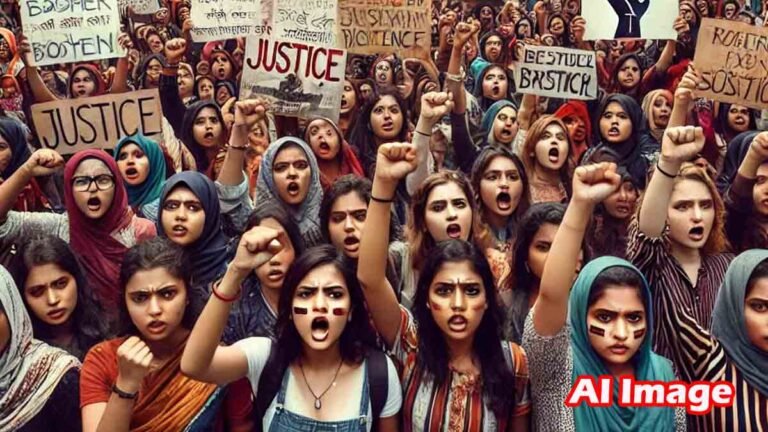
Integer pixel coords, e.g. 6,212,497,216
298,358,344,410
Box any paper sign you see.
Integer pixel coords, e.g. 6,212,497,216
240,36,347,122
21,0,122,66
119,0,160,14
582,0,677,40
694,19,768,110
338,0,431,59
272,0,338,46
190,0,265,42
31,90,163,155
514,45,598,100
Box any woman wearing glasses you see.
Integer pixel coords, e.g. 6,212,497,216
0,149,156,324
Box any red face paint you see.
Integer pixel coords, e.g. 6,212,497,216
589,325,606,337
293,307,308,315
633,328,646,339
332,308,346,316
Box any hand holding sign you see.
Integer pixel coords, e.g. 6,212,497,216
118,32,134,56
165,38,186,65
571,16,586,44
22,149,65,177
673,16,690,36
674,64,701,104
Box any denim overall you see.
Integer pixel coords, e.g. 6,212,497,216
268,361,371,432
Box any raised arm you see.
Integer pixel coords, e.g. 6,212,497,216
160,38,188,137
181,226,283,385
517,93,537,132
668,64,699,129
444,20,478,115
358,143,418,348
0,149,63,222
217,99,268,186
17,36,58,103
532,162,621,337
638,125,705,238
406,92,453,195
110,33,134,94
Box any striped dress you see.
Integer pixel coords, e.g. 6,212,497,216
393,307,531,432
655,259,768,431
626,220,733,360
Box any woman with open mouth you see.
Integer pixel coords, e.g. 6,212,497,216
641,90,674,146
81,238,252,432
13,235,109,360
521,116,573,204
470,146,529,302
114,134,169,224
0,266,82,432
713,103,757,171
0,149,156,319
631,125,733,360
303,117,364,191
523,161,684,431
472,63,513,113
358,142,530,431
553,100,593,163
182,239,402,430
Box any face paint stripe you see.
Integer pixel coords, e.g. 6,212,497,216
332,308,346,316
633,328,646,339
589,325,606,337
293,307,308,315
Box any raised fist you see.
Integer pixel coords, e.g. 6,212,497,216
607,0,651,38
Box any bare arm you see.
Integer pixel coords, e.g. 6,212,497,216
517,93,536,131
110,33,134,94
217,99,268,186
444,20,478,115
0,149,63,222
405,92,453,195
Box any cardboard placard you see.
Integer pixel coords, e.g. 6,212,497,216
338,0,431,59
272,0,338,46
31,90,163,155
582,0,677,40
694,18,768,110
240,36,347,122
21,0,123,66
190,0,266,42
514,45,598,100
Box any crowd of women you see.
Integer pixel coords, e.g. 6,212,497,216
2,0,768,430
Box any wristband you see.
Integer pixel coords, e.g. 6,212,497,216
371,195,394,204
212,279,240,302
112,384,138,400
415,130,432,138
228,144,247,151
655,163,677,179
444,72,463,82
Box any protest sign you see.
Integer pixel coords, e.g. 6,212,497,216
582,0,677,40
338,0,431,59
272,0,338,46
31,90,163,155
240,36,347,122
118,0,160,14
21,0,122,66
514,45,598,100
694,19,768,110
190,0,266,42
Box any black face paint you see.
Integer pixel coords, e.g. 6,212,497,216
293,307,308,315
633,328,646,339
589,325,606,337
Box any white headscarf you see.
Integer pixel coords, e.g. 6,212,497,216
0,265,80,430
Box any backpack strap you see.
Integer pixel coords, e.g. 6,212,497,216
253,341,284,432
367,349,389,431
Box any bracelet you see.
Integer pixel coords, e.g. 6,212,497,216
415,130,432,138
655,163,677,179
112,383,138,399
445,72,463,82
212,279,240,302
228,144,247,151
370,195,394,204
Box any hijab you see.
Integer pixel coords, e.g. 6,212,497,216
157,171,229,285
0,266,80,430
256,137,324,247
0,116,29,179
641,90,673,144
303,117,364,191
569,256,677,430
65,150,136,309
554,101,592,162
609,53,643,96
181,100,225,175
0,28,19,75
481,100,518,147
68,64,107,98
213,80,238,106
113,134,167,210
715,130,758,193
137,54,166,90
712,249,768,395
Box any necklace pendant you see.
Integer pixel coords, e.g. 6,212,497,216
314,399,322,410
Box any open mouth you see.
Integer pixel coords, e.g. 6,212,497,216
446,223,462,239
492,85,501,96
496,192,512,211
47,308,67,320
378,73,388,81
734,117,747,125
125,167,139,178
615,204,631,215
147,320,167,334
311,317,330,341
343,236,359,246
287,182,300,196
341,96,349,109
689,226,705,240
267,268,284,282
318,142,330,152
171,224,188,237
381,122,394,131
608,126,620,137
448,315,468,332
609,345,628,355
548,147,559,163
87,197,101,212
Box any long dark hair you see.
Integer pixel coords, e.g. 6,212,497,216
273,245,378,365
12,236,109,357
511,202,568,295
412,240,515,417
181,100,226,174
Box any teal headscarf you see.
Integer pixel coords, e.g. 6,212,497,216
712,249,768,396
113,134,167,209
569,256,677,430
480,100,517,146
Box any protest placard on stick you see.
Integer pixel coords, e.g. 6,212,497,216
272,0,338,46
31,90,164,155
338,0,431,59
694,18,768,110
240,36,347,122
514,45,598,101
21,0,122,66
582,0,676,40
190,0,265,42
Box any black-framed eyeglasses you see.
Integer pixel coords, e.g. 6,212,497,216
71,175,115,192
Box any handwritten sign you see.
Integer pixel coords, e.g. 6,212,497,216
514,45,598,100
31,90,163,155
21,0,122,66
694,19,768,110
272,0,338,45
582,0,676,40
240,36,347,122
190,0,265,42
338,0,431,59
118,0,160,14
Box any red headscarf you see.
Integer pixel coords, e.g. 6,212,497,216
304,117,365,190
64,150,134,309
0,28,19,76
554,101,592,162
68,63,108,98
